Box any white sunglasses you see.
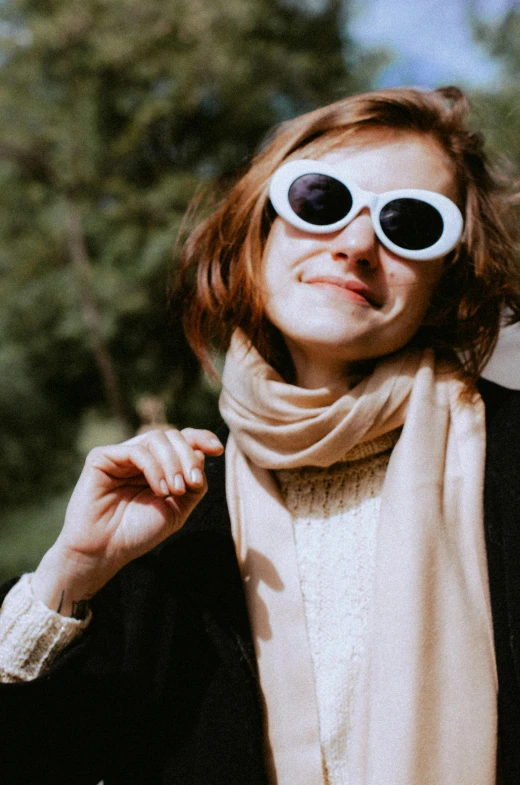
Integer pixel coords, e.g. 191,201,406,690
269,159,464,261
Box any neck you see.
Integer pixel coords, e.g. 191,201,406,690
287,343,374,390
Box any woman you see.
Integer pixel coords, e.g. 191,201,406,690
1,86,520,785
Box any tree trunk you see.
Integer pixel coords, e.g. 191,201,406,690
65,200,133,439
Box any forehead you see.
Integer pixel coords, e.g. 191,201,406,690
315,131,459,202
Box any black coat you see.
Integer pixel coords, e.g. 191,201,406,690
1,379,520,785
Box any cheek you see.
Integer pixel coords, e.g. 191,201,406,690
261,250,297,326
261,254,286,310
261,233,311,307
389,260,444,308
261,241,281,305
261,226,292,283
385,264,444,340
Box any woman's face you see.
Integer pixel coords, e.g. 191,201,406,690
261,132,459,387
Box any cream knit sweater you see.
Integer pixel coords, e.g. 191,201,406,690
0,430,399,785
276,429,399,785
0,573,90,682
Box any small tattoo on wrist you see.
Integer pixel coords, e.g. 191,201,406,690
56,590,65,614
70,598,90,620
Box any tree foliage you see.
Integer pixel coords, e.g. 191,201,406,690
0,0,374,506
470,6,520,174
468,4,520,268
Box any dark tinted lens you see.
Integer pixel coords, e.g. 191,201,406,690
288,174,353,226
380,198,444,250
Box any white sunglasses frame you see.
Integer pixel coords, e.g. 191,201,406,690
269,159,464,262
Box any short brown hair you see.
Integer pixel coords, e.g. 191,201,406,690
175,86,520,383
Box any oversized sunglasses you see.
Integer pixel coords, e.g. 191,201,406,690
269,159,464,261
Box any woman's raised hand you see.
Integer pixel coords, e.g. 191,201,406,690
31,428,224,617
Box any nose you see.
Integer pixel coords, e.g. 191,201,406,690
328,208,378,269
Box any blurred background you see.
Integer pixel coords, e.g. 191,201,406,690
0,0,518,581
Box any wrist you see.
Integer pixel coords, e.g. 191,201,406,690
32,543,111,618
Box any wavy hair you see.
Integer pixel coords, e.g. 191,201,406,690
175,86,520,383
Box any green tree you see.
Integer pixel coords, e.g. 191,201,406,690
470,5,520,176
0,0,375,506
467,3,520,289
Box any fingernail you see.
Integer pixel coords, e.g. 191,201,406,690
210,437,222,448
191,468,203,485
160,480,169,496
174,474,185,492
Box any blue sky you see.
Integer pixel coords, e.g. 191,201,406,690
350,0,516,90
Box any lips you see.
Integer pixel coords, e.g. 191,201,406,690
304,275,382,307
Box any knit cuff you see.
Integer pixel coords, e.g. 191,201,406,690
0,573,91,683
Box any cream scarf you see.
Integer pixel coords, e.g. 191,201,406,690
219,330,497,785
220,332,497,785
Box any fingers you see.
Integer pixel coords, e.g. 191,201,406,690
86,428,224,500
180,428,224,455
157,430,202,495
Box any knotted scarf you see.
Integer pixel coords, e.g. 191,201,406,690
219,329,497,785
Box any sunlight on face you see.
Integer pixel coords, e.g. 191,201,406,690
262,131,458,388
